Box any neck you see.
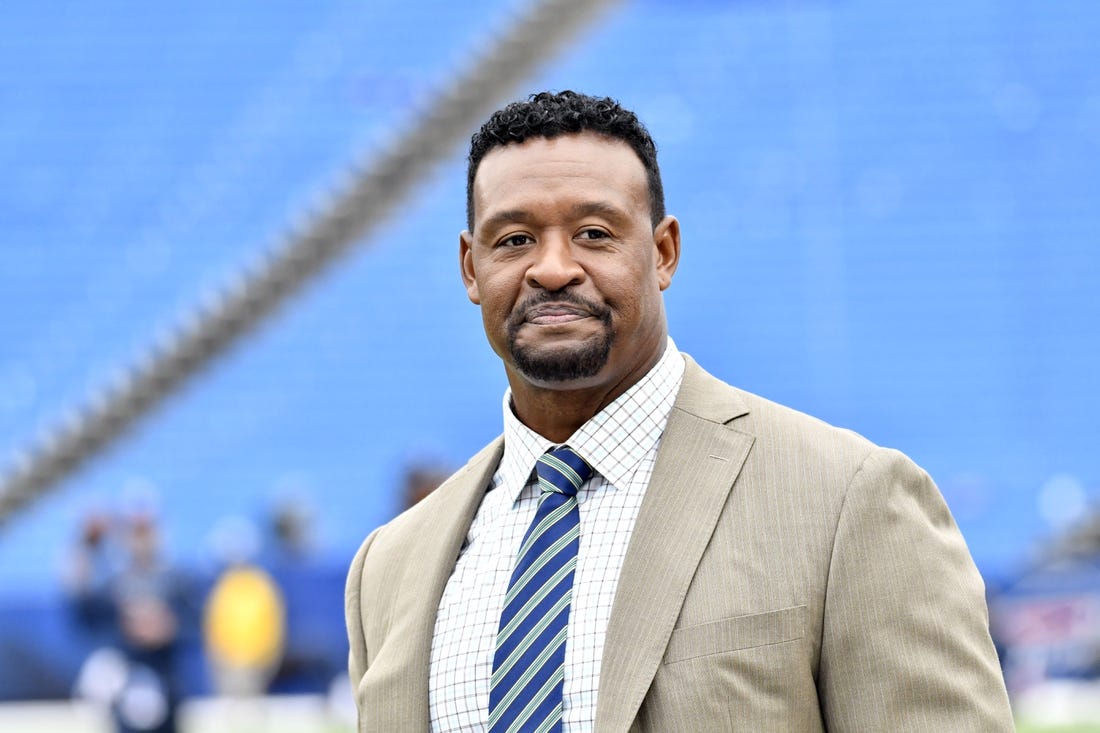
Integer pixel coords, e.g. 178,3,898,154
506,348,664,443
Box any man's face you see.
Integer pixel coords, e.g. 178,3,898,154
460,132,680,393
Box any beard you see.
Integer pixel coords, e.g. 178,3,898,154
505,293,614,382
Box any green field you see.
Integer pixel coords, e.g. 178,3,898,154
1017,722,1100,733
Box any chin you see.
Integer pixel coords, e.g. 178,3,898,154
509,337,612,384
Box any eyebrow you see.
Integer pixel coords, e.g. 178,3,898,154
477,201,628,235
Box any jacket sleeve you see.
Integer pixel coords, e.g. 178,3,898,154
817,447,1015,731
345,527,380,706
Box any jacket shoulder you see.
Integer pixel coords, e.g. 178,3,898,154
679,354,879,473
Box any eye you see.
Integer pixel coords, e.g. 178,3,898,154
578,228,609,240
498,233,533,247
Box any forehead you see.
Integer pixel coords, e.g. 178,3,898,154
471,132,649,227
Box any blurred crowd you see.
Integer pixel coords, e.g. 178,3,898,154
53,462,450,733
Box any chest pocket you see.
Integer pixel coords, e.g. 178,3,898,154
663,605,805,664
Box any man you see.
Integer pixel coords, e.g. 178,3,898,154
345,91,1014,731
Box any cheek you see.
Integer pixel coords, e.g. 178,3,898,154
600,267,659,317
476,276,518,329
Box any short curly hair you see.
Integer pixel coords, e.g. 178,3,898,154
466,90,665,230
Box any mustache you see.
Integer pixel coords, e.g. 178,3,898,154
506,291,612,332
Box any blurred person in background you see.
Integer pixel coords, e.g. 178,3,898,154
401,462,452,510
203,556,287,698
259,496,343,695
345,91,1015,731
268,496,315,564
67,509,192,733
64,509,120,645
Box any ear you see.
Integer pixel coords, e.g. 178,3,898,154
459,230,480,304
652,215,681,290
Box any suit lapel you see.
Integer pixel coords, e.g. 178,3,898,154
374,438,503,730
594,358,754,733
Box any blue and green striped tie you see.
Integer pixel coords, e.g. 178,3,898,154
488,445,592,733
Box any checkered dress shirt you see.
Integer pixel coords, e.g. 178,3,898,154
428,339,686,732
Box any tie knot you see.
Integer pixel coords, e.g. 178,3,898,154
534,446,592,497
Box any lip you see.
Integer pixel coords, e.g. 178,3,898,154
524,302,593,326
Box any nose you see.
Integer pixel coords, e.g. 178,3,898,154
525,233,585,292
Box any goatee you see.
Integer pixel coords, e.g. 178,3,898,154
506,293,614,382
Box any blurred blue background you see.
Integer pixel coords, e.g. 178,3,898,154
1,0,1098,714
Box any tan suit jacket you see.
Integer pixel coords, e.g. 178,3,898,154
345,355,1014,731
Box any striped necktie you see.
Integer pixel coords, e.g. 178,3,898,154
488,445,592,733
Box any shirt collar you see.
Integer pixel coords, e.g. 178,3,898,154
498,337,685,503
